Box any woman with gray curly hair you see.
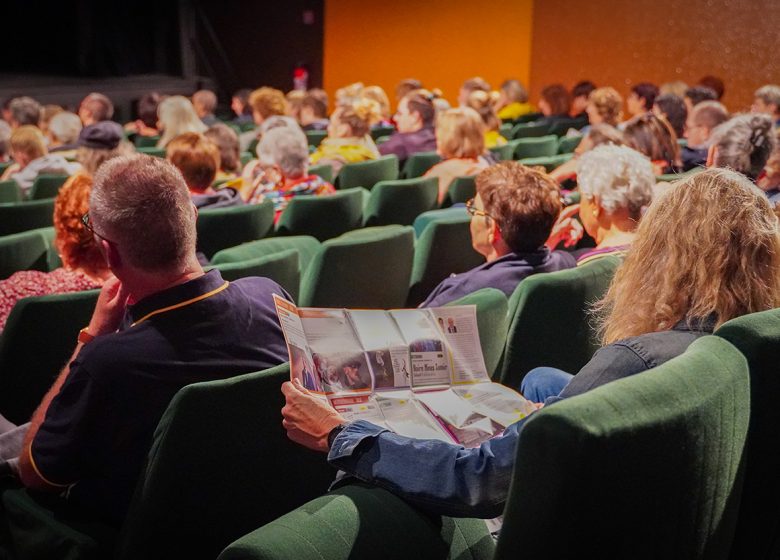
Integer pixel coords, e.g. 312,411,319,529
707,113,776,182
547,144,655,264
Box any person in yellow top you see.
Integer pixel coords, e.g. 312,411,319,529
466,90,507,149
496,79,536,121
309,97,381,175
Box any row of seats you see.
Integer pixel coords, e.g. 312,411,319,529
0,174,69,203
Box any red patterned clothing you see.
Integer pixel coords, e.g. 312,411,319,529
247,174,336,222
0,269,100,331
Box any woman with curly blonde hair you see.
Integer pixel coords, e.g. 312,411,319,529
309,97,381,175
522,167,780,402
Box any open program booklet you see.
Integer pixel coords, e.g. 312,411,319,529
274,295,537,448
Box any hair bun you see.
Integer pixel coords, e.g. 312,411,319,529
749,114,773,149
353,97,381,123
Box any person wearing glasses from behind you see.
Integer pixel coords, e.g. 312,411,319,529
418,161,576,307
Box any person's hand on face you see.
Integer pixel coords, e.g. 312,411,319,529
281,379,346,453
545,203,584,249
87,276,129,336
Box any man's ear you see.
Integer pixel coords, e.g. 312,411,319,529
103,239,122,270
192,203,199,222
706,144,717,167
488,219,502,245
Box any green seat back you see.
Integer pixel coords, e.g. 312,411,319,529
114,363,337,560
307,163,334,184
488,143,514,161
29,174,70,200
715,309,780,558
408,213,485,307
212,235,321,273
510,135,558,160
518,153,574,172
401,151,441,179
136,147,166,158
499,122,513,140
446,288,508,376
510,122,549,139
496,256,620,387
496,336,749,558
0,230,50,279
217,482,495,560
547,117,584,136
196,200,274,260
246,137,259,155
412,207,469,237
510,112,543,125
299,225,415,308
0,289,99,424
440,175,476,208
0,179,22,203
370,125,396,141
557,135,582,154
28,226,62,270
275,188,365,242
211,249,301,302
240,151,253,167
133,135,160,148
336,155,399,191
305,129,327,148
0,199,56,236
657,167,704,183
0,161,12,175
363,177,439,227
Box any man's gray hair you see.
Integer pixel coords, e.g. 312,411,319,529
709,113,776,181
258,115,303,137
755,85,780,110
577,144,655,218
90,155,196,272
9,97,41,126
48,112,83,144
0,120,10,157
257,126,309,178
193,90,217,113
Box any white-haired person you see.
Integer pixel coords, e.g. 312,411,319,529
547,144,655,264
156,95,207,148
245,126,335,220
46,112,83,156
707,113,776,184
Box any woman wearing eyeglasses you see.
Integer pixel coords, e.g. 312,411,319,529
418,161,576,307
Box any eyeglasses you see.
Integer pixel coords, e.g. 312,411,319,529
82,213,116,245
465,198,502,232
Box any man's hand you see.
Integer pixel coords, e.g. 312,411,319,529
281,379,346,453
546,203,584,250
87,276,128,336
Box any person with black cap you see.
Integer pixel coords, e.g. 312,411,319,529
75,120,135,176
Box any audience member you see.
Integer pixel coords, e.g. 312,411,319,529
362,86,394,128
424,107,490,203
192,89,219,127
707,113,775,182
38,104,64,136
395,79,423,106
626,82,659,117
244,126,335,218
300,90,330,132
239,87,288,151
534,84,572,130
75,121,134,177
420,162,575,307
466,90,506,149
659,81,689,99
125,92,162,138
0,126,80,194
78,93,114,126
495,79,535,121
752,85,780,128
286,90,305,123
570,80,597,125
166,132,243,209
7,154,289,527
457,77,490,108
586,87,623,128
231,88,254,126
757,131,780,203
549,123,625,183
623,112,680,174
0,174,111,331
379,89,437,164
156,95,207,148
698,75,725,101
653,93,687,138
683,86,718,113
281,167,780,519
8,97,41,128
0,121,10,162
47,112,83,155
204,123,242,180
309,98,380,175
335,82,365,107
682,101,729,171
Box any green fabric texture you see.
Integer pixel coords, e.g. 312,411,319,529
0,199,56,237
495,256,619,386
336,155,399,191
496,335,750,559
446,288,508,376
114,363,336,560
715,308,780,559
0,290,99,424
441,176,476,208
401,151,441,179
135,147,166,158
510,135,558,159
370,125,396,141
412,207,470,237
196,200,275,259
299,225,415,308
305,130,327,148
211,235,321,283
308,163,334,184
0,179,23,203
363,177,439,227
510,122,549,139
517,153,574,172
28,174,69,200
557,135,582,154
217,482,495,560
211,249,301,302
275,188,366,242
499,122,513,140
0,230,49,279
488,143,513,162
407,215,485,307
30,226,62,271
133,135,159,148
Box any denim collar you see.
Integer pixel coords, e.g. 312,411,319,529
672,314,718,333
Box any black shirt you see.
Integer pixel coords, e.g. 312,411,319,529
30,270,290,525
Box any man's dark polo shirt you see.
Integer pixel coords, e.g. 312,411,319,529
29,270,289,526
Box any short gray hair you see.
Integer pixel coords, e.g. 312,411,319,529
577,144,655,218
48,112,83,144
258,115,302,137
0,120,10,157
709,113,776,181
9,97,41,126
90,155,196,272
257,126,309,178
755,85,780,109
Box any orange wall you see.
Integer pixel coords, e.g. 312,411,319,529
323,0,534,107
530,0,780,111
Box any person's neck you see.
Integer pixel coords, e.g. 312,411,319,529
595,218,636,249
124,260,205,303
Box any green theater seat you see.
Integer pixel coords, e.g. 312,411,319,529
196,201,275,260
275,188,365,242
362,177,439,227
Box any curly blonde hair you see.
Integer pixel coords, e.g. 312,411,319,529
335,98,381,137
596,167,780,344
588,87,623,127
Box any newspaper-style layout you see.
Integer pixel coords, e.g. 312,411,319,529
274,295,538,448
